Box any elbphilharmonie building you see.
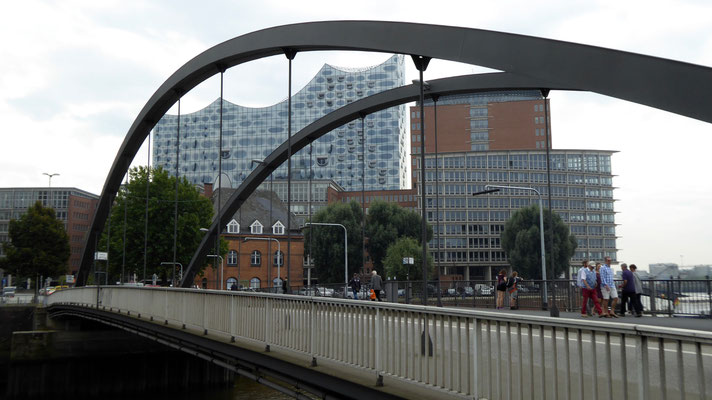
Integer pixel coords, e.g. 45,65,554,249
152,55,407,192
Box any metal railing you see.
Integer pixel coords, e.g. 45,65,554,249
286,279,712,318
48,286,711,399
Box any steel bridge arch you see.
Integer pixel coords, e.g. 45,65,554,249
78,21,712,286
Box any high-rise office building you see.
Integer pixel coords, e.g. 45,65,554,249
153,55,407,192
411,92,618,280
0,187,99,275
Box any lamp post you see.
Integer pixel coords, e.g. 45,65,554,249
481,184,550,312
304,222,348,298
42,173,59,208
244,237,281,291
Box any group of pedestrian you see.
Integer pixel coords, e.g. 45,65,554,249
496,269,523,310
348,270,383,301
578,256,644,318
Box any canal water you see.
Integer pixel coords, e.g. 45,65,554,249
139,376,293,400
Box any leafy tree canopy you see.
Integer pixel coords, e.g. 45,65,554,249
365,200,432,275
1,201,70,282
98,166,220,285
501,204,577,279
304,201,363,284
383,237,434,281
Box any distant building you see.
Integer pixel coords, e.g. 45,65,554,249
0,187,99,277
200,185,303,290
153,55,408,192
649,263,680,278
411,92,618,280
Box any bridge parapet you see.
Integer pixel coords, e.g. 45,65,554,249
48,287,712,399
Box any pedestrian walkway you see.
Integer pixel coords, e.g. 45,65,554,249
492,308,712,331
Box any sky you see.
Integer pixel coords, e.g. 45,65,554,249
1,0,711,271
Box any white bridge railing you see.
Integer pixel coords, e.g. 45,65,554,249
49,287,711,399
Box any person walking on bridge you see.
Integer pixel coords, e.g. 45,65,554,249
370,270,383,301
348,273,361,300
581,261,603,317
600,257,619,318
578,260,593,316
630,264,644,317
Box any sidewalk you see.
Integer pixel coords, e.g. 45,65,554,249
493,308,712,331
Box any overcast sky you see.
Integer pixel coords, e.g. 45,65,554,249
1,0,710,271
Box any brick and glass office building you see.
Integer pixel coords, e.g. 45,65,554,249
0,187,99,276
411,92,618,280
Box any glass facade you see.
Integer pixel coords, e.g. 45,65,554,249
153,55,407,192
417,150,617,279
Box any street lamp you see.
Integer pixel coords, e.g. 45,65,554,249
42,173,59,208
206,255,224,290
303,222,348,298
482,184,550,313
244,237,281,291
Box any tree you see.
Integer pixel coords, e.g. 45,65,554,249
501,204,577,279
1,201,70,283
304,201,363,284
383,237,434,280
98,166,219,285
365,200,432,275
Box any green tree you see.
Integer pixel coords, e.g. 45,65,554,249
383,237,434,280
98,166,220,285
1,201,70,282
501,204,578,279
304,201,363,284
365,200,432,275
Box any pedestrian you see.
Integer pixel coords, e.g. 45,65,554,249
619,263,636,316
496,269,507,309
577,260,594,316
581,261,603,317
630,264,644,317
348,273,361,300
370,270,383,301
282,277,288,294
595,263,603,305
507,271,522,310
599,257,619,318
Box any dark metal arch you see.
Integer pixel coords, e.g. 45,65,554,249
180,73,572,286
78,21,712,286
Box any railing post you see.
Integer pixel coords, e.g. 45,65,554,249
310,300,316,366
471,317,479,398
636,336,649,400
706,276,711,319
375,307,383,386
265,297,272,352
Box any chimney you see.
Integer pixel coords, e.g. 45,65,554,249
203,183,213,199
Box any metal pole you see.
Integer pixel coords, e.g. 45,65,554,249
173,97,181,287
412,55,431,306
284,48,297,291
542,91,559,317
216,70,225,291
360,114,366,275
433,95,442,307
143,132,151,284
121,173,127,285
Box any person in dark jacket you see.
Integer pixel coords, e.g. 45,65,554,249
348,273,361,300
496,269,507,309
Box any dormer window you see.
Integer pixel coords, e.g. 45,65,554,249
250,220,263,234
227,219,240,234
272,221,285,235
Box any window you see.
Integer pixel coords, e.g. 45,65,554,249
249,277,261,289
274,250,284,267
227,250,237,265
272,221,285,235
227,220,240,234
251,250,261,266
250,220,263,234
226,277,238,290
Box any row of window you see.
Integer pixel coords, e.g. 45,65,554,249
425,171,613,187
423,154,612,173
225,249,284,267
